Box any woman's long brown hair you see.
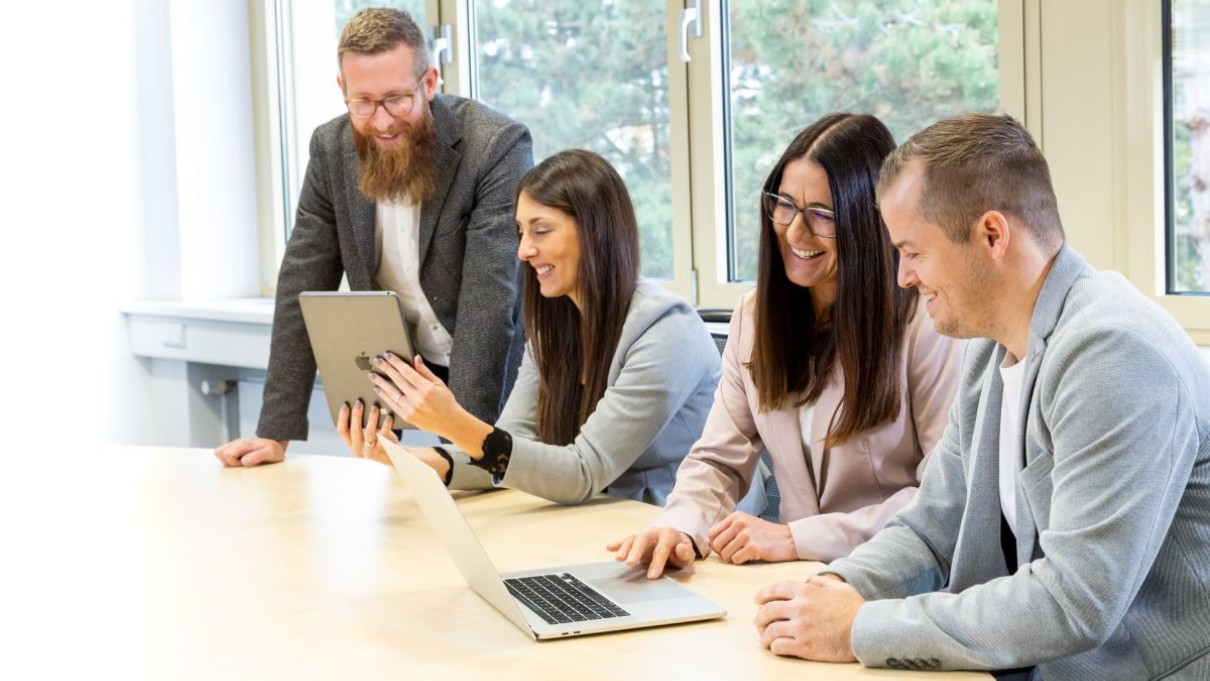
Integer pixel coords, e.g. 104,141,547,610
517,150,639,445
751,113,916,446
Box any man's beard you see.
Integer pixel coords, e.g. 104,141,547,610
352,108,439,204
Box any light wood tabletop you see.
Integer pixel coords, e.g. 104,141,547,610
2,447,988,680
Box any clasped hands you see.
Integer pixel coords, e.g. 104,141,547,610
753,575,863,662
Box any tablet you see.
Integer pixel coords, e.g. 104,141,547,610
299,291,417,430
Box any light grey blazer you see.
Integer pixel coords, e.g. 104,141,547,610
654,290,963,562
257,95,533,441
448,281,721,506
828,246,1210,679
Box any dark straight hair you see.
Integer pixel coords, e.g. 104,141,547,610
750,113,915,446
516,150,640,445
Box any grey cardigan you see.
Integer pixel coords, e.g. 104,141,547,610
828,246,1210,679
258,95,532,441
448,281,721,506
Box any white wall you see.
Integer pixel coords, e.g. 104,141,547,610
2,1,156,450
168,0,260,302
1,0,262,450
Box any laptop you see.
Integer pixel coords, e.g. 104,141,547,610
382,439,726,639
298,291,417,430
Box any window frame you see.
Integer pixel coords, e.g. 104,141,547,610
250,0,289,297
1161,0,1210,298
252,0,1044,318
686,0,1027,308
439,0,699,299
250,0,441,298
1122,0,1210,341
1163,0,1179,295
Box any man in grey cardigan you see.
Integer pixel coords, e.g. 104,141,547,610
754,114,1210,679
216,9,531,467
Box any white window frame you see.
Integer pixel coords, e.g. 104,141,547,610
1038,0,1210,343
250,0,289,297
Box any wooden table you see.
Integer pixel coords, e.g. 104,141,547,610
1,447,987,680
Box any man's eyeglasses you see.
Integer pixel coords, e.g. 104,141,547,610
762,192,837,239
345,88,421,118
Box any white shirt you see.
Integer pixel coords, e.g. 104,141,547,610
999,354,1027,539
374,200,453,366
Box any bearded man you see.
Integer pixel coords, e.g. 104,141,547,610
216,8,532,467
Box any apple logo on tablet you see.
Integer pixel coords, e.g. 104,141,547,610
355,352,372,371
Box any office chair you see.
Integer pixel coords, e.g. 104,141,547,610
697,308,781,523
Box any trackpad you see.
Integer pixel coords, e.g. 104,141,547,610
578,562,689,604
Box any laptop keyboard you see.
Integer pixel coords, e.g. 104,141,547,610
503,573,631,625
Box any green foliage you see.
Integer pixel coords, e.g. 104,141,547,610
1171,123,1202,292
335,1,429,36
474,0,675,278
327,1,1001,284
1175,236,1205,292
727,0,999,279
1170,88,1209,292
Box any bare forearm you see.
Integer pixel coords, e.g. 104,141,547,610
444,410,495,459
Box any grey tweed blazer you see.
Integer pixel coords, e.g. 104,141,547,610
828,246,1210,679
257,95,533,441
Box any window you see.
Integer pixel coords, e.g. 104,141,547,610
278,1,432,243
1165,0,1210,295
335,1,430,32
257,1,1015,306
468,0,678,280
723,1,1000,281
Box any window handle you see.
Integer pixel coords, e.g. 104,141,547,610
429,24,453,86
679,0,702,63
431,24,453,64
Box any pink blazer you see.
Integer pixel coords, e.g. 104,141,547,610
653,290,964,562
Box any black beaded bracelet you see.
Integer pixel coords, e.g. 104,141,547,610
431,446,455,487
469,427,512,477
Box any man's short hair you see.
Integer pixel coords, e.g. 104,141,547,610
877,113,1065,248
338,8,429,76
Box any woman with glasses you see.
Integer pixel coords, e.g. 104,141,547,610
337,149,720,506
609,114,964,577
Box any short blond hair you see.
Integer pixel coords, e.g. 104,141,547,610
337,8,428,76
878,113,1064,248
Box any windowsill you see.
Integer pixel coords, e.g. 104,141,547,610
120,298,1210,370
121,298,275,369
120,298,276,325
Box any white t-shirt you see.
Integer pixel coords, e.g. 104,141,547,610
999,354,1027,539
374,200,453,366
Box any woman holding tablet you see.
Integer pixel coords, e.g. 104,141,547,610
337,149,720,506
609,114,964,576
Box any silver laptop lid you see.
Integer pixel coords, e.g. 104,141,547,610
383,439,538,638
